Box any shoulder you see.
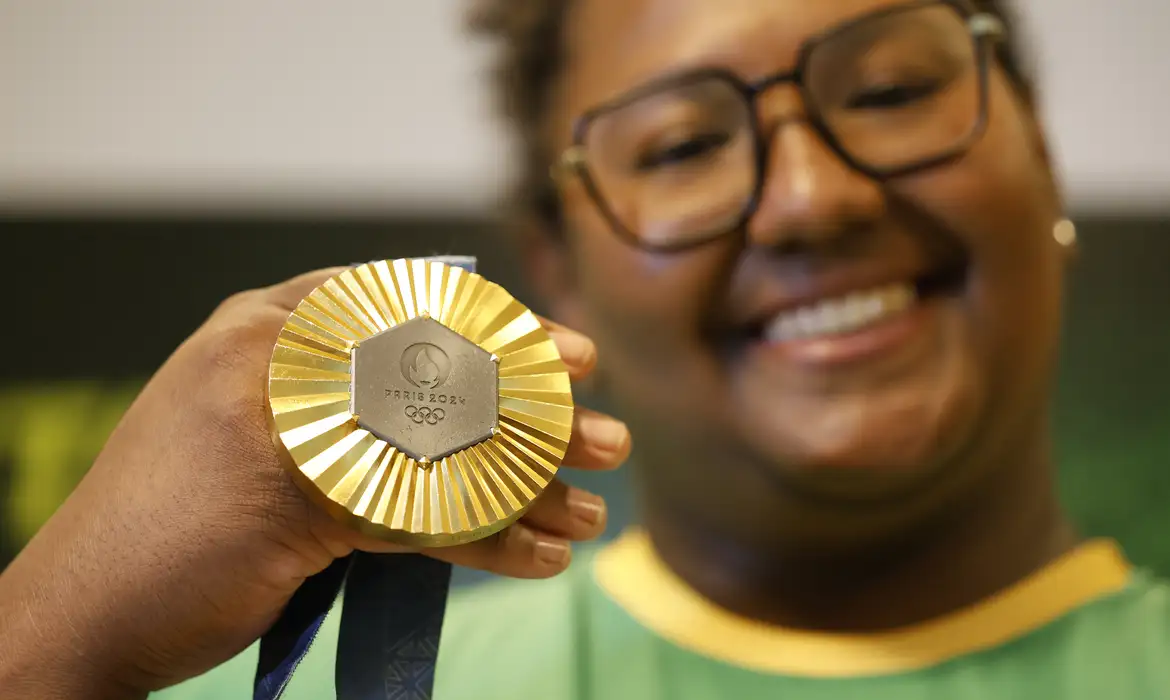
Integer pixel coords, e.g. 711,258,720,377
994,569,1170,691
433,557,595,699
445,567,581,640
150,552,600,700
1071,571,1170,650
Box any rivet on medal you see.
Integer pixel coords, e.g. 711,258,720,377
264,258,574,548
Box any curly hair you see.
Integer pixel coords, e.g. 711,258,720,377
468,0,1035,232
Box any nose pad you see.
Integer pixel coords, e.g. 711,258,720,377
747,120,886,251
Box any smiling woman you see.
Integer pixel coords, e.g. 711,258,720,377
508,0,1070,554
5,1,1170,700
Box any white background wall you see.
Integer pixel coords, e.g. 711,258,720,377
0,0,1166,215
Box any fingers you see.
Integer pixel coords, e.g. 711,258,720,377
433,476,609,578
423,523,574,579
537,319,632,470
562,407,630,470
418,448,615,579
264,267,353,311
541,318,597,381
520,479,607,540
348,480,606,578
416,478,609,579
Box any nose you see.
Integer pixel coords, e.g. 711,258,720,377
747,112,886,252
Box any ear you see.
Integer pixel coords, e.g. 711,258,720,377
1015,98,1077,261
517,217,588,331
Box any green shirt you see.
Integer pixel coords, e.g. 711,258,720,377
157,529,1170,699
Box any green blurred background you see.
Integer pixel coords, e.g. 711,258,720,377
0,216,1167,583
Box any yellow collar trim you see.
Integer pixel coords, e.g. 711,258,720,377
593,529,1132,677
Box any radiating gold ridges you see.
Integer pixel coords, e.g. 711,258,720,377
265,259,573,547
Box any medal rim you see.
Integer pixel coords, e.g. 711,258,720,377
264,259,573,548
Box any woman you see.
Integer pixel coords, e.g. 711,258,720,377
2,0,1166,697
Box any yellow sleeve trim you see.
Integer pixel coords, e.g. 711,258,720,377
594,528,1132,678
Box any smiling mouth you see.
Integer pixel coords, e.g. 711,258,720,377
746,260,968,346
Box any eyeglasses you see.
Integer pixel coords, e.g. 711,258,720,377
553,0,1005,253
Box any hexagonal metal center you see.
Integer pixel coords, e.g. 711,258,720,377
352,316,498,463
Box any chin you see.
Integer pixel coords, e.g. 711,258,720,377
729,287,984,493
738,375,984,506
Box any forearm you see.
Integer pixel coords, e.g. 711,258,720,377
0,632,144,700
0,531,146,700
0,598,144,700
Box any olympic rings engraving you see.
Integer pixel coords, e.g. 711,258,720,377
405,405,446,425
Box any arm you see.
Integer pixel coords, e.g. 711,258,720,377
0,267,626,697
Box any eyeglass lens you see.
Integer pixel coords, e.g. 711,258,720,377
580,4,982,248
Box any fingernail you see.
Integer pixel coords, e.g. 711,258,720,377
568,489,606,527
535,539,570,567
582,413,630,454
557,332,596,366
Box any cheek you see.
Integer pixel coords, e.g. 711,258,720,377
909,80,1058,237
895,77,1065,385
566,195,730,348
564,196,737,408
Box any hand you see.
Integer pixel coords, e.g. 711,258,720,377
0,268,629,699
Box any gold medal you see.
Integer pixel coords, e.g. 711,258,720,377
265,258,573,547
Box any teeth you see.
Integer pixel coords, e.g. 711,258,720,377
764,283,916,342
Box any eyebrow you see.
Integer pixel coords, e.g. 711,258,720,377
581,17,808,117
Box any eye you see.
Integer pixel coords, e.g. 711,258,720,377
846,80,940,110
637,131,731,171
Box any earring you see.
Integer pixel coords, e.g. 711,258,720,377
1053,219,1077,248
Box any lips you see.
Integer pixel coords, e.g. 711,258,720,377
763,282,916,343
741,256,968,336
728,254,968,369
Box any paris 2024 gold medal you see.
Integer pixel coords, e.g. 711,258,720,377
264,259,574,547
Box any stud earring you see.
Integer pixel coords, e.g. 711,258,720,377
1053,218,1077,248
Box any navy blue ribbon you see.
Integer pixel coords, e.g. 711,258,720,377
255,256,475,700
336,554,452,699
254,554,352,700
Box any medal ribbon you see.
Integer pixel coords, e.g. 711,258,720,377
254,256,477,700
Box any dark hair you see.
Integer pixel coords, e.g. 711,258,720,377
468,0,1034,232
